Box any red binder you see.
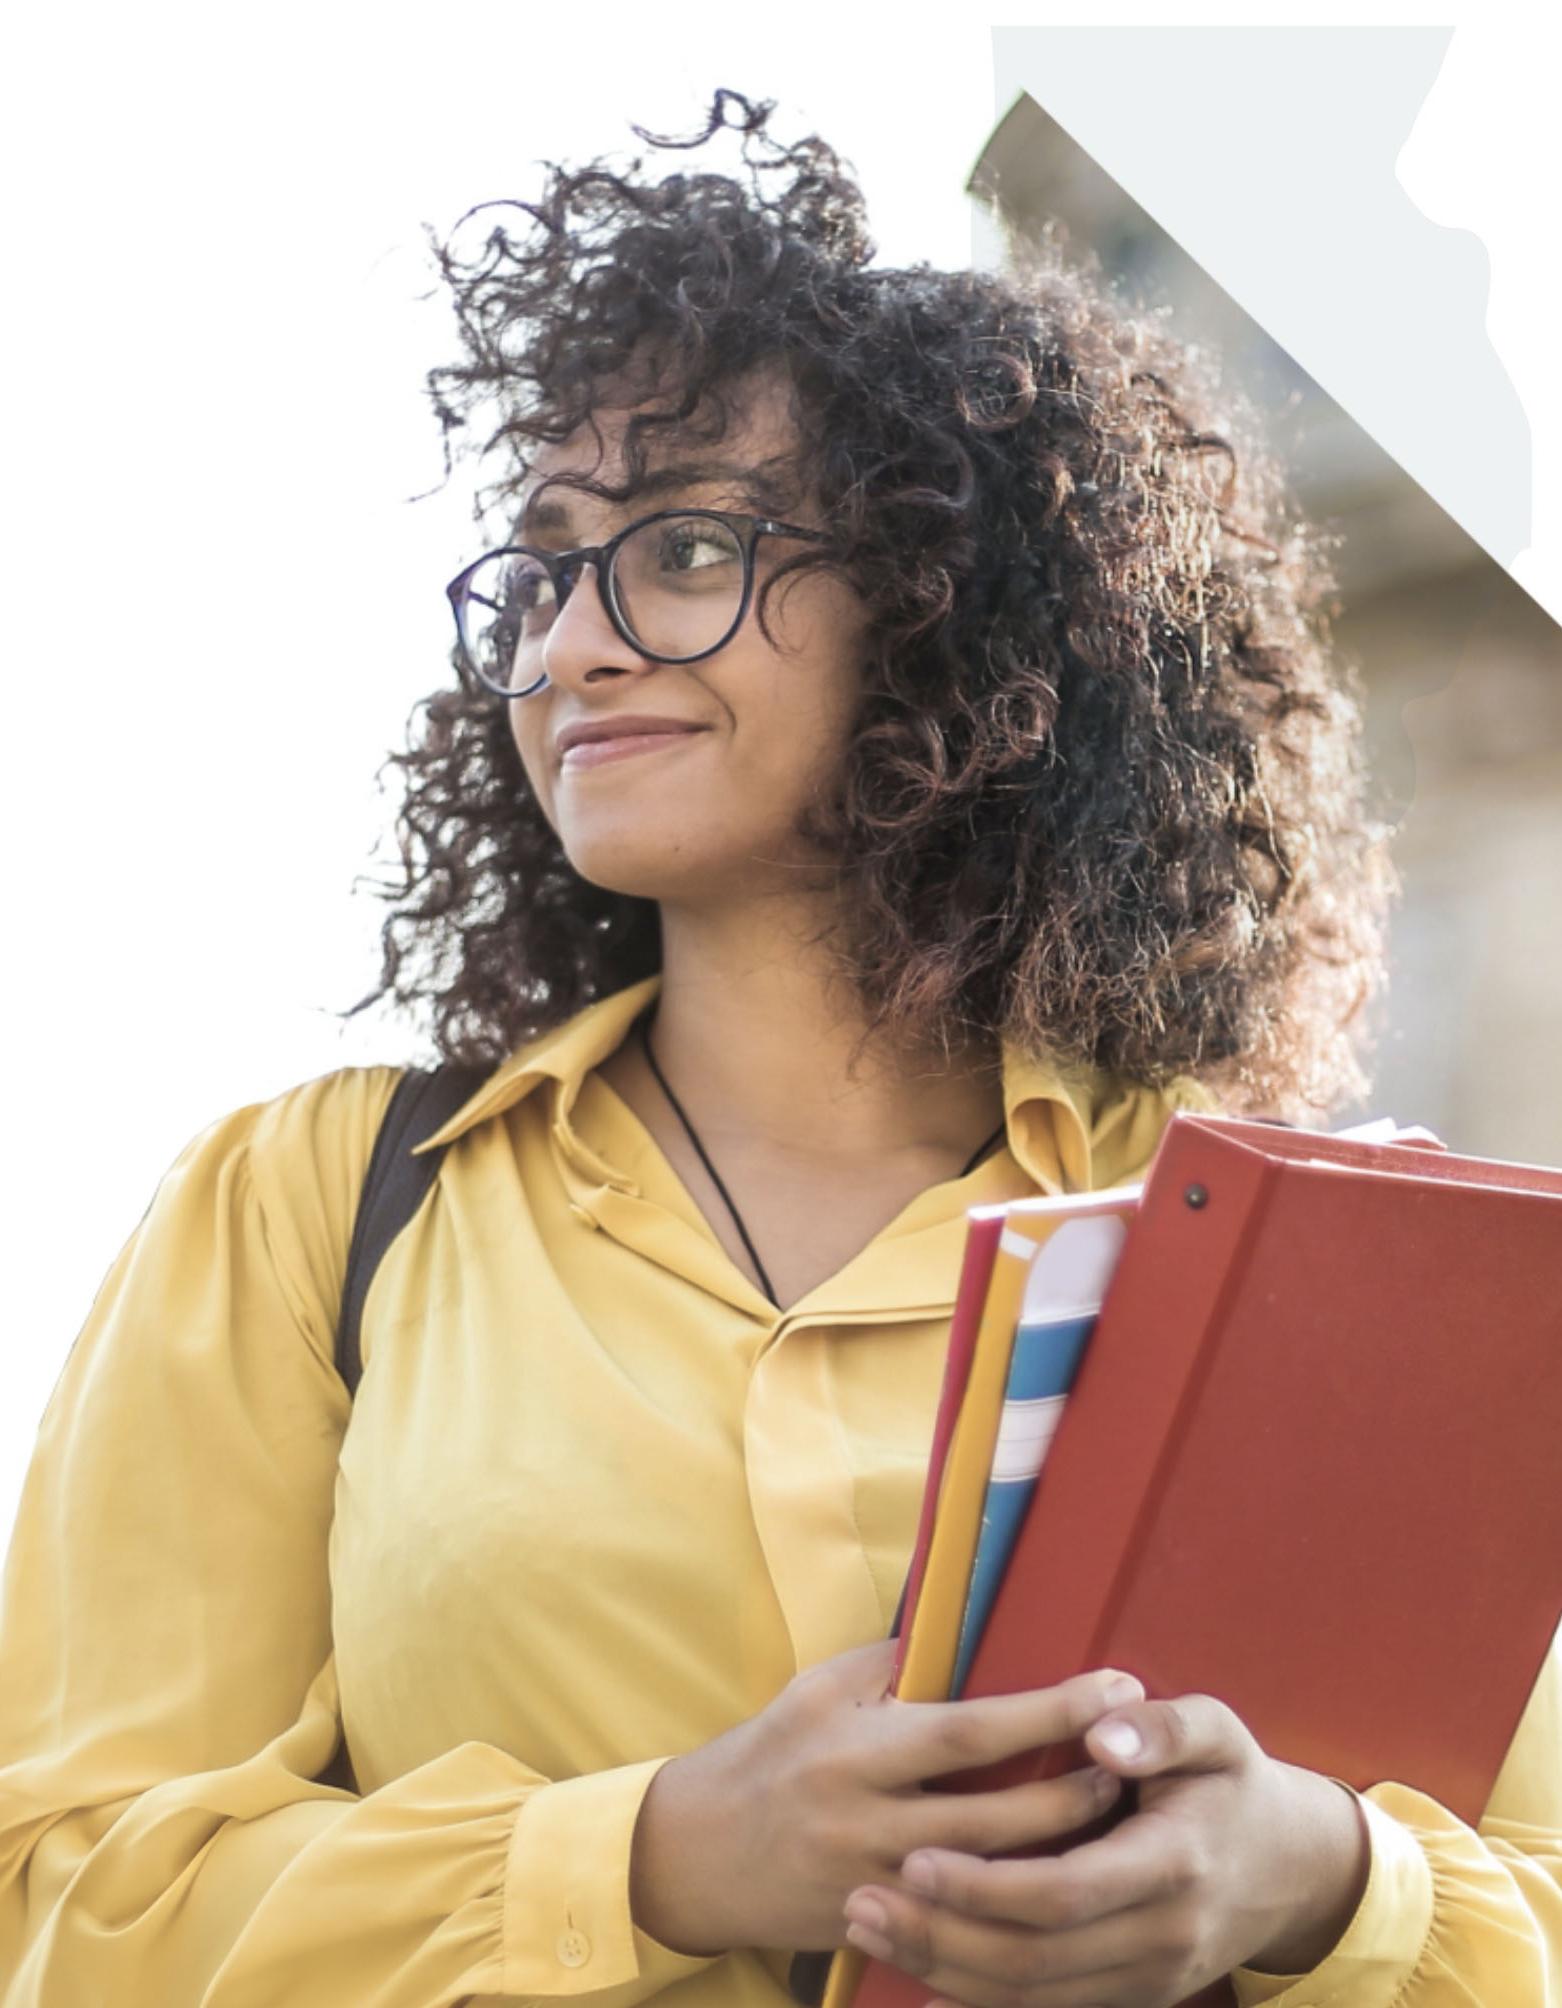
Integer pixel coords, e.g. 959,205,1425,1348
853,1116,1562,2008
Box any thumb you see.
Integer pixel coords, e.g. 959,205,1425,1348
1084,1693,1253,1781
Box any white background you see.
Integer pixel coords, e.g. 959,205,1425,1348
2,2,1558,1536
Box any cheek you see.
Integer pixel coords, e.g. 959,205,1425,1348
756,692,852,814
750,579,868,757
764,649,865,810
509,708,558,831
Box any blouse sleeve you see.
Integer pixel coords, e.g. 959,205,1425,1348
1230,1629,1562,2006
0,1073,715,2007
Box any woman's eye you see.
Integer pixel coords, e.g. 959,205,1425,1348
506,566,556,620
662,527,737,572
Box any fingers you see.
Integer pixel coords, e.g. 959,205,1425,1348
892,1809,1210,1935
844,1878,1162,2005
788,1637,901,1711
844,1877,1187,2007
871,1668,1145,1789
828,1637,902,1696
895,1761,1124,1860
1084,1692,1254,1782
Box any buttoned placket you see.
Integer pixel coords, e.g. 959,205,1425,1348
548,1083,1047,1674
404,1001,1215,1718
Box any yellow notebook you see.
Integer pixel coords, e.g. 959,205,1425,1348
820,1206,1065,2008
891,1211,1055,1703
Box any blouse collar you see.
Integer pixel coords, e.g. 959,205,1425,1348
412,973,1214,1195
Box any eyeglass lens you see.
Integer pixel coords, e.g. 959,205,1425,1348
458,514,748,694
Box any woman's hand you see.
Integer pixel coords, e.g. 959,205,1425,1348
839,1691,1371,2007
628,1640,1144,1956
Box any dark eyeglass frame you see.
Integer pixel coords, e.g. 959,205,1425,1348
444,507,832,699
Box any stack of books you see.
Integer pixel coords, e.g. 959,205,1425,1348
813,1113,1562,2008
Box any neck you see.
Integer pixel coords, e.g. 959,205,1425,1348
646,891,1005,1166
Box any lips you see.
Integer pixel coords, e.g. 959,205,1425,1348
555,715,708,770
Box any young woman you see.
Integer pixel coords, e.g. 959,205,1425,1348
2,91,1557,2008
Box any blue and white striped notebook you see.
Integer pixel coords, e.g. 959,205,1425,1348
950,1197,1139,1696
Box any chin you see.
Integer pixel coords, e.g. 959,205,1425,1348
558,821,755,904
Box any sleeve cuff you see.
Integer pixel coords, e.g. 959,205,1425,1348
1230,1791,1434,2008
501,1756,720,1997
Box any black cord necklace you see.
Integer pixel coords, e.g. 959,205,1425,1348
638,1017,1007,1307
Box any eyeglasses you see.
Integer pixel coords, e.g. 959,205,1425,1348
445,508,832,699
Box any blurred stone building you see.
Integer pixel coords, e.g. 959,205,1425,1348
968,92,1562,1162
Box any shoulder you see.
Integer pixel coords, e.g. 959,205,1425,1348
159,1064,406,1206
243,1063,407,1210
138,1066,411,1370
53,1068,414,1410
235,1066,409,1349
139,1065,407,1222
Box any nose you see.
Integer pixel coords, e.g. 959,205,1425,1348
538,560,658,694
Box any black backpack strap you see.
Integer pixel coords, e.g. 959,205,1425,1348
334,1064,486,1400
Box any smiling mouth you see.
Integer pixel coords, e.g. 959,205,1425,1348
559,727,707,770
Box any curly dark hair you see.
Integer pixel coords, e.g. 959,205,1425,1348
353,88,1392,1118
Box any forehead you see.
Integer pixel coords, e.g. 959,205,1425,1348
521,373,804,513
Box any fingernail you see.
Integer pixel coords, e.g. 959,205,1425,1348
902,1852,938,1893
846,1921,895,1959
1102,1672,1143,1707
1088,1764,1122,1801
1093,1718,1143,1761
844,1893,889,1935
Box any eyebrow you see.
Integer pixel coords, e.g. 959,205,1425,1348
519,459,795,537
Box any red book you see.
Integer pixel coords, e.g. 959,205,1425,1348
853,1115,1562,2008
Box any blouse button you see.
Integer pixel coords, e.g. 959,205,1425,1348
556,1928,592,1967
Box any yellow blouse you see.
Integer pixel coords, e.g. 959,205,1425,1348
1,974,1558,2008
